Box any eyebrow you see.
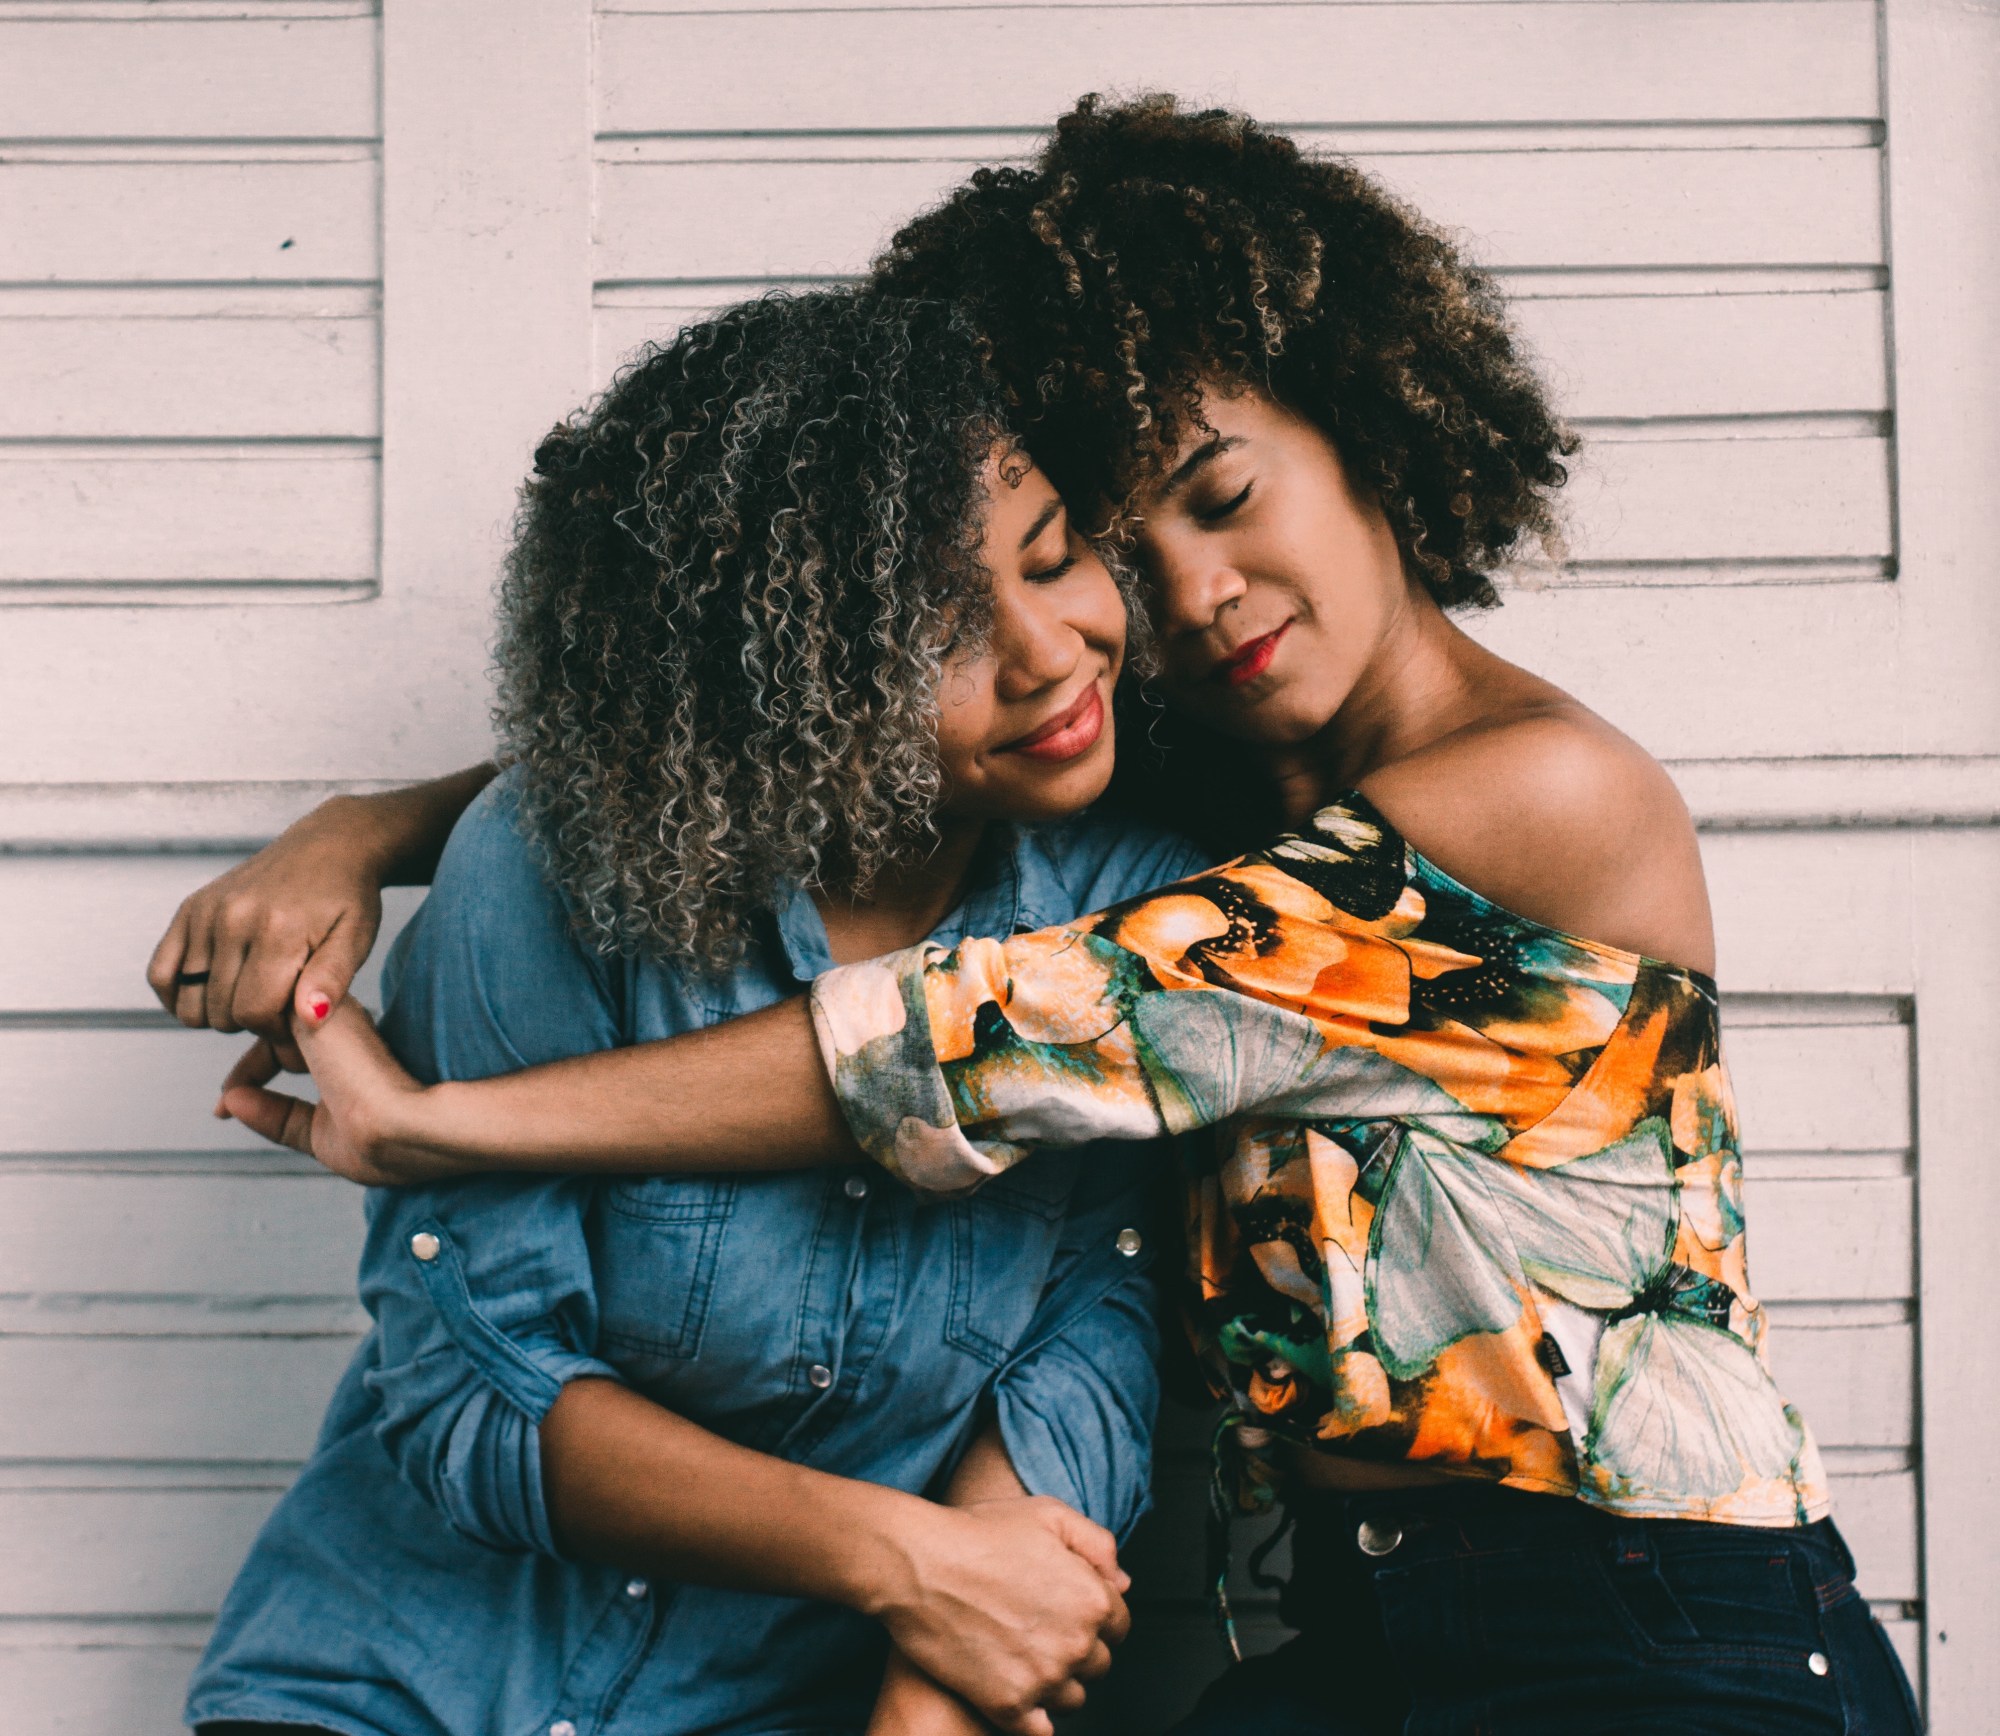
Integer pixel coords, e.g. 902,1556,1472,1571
1017,497,1065,551
1155,435,1246,502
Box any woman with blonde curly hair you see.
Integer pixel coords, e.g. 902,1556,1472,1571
180,288,1210,1736
168,99,1921,1735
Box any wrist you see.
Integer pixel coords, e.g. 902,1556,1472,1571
307,792,404,884
825,1483,943,1622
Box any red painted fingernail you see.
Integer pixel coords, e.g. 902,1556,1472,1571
307,995,331,1022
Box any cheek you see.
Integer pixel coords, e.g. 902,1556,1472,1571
932,661,997,783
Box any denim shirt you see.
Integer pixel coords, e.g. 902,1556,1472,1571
187,773,1211,1736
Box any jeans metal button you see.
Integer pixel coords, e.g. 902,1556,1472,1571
1356,1518,1403,1557
1808,1651,1830,1677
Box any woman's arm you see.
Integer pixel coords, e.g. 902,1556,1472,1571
867,1426,1038,1736
540,1382,1125,1736
219,991,852,1184
148,763,494,1059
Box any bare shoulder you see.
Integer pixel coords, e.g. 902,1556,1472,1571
1355,705,1715,976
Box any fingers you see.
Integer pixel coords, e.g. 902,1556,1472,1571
231,942,313,1046
201,930,253,1034
1075,1638,1113,1682
221,1083,317,1157
294,912,373,1030
219,1037,283,1105
1043,1678,1088,1714
145,903,194,1015
1097,1590,1131,1648
1037,1500,1126,1590
1003,1710,1053,1736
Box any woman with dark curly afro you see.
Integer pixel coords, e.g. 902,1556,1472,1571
168,98,1919,1736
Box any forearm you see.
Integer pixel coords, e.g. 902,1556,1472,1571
416,995,859,1174
326,762,497,886
869,1423,1033,1736
540,1377,921,1611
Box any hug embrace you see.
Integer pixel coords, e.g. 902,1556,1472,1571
154,97,1922,1736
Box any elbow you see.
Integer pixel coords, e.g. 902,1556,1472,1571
367,1363,562,1556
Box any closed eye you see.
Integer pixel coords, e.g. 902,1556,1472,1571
1196,482,1253,524
1026,550,1080,584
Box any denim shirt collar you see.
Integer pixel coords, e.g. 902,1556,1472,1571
765,822,1072,986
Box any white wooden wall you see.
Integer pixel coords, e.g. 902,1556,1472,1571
2,1,1995,1730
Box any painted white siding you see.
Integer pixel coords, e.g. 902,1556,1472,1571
2,0,1995,1729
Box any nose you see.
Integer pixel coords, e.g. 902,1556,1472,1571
1150,543,1248,639
991,583,1085,702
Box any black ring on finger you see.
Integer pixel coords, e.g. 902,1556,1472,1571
176,970,212,987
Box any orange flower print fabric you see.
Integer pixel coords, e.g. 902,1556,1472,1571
810,794,1829,1527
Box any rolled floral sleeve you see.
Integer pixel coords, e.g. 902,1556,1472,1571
809,808,1482,1194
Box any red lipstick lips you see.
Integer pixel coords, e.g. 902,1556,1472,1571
1213,622,1289,688
1005,683,1106,763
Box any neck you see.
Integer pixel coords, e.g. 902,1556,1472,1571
813,816,988,966
1263,583,1486,829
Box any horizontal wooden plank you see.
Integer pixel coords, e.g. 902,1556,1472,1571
0,1028,307,1155
0,855,422,1013
596,290,1891,423
1835,1469,1920,1602
0,1336,355,1461
594,146,1882,284
1748,1177,1914,1302
1765,1318,1914,1451
0,16,377,141
1565,435,1890,566
0,314,379,440
0,450,377,585
0,1174,362,1299
0,158,378,284
601,3,1879,134
0,1632,206,1736
1725,1018,1912,1154
1517,290,1887,422
1467,581,1903,763
1700,832,1914,998
0,1488,276,1618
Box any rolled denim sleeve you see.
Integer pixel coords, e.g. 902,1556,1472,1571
990,1144,1165,1542
357,776,628,1555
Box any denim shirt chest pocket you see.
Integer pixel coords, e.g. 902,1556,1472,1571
946,1151,1081,1365
590,1176,739,1369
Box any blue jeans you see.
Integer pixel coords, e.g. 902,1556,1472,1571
1171,1484,1923,1736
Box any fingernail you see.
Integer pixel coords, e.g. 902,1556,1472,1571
306,994,331,1022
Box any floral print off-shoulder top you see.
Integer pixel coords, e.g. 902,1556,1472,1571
810,793,1829,1527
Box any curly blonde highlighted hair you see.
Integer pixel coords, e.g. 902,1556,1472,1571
495,292,1018,971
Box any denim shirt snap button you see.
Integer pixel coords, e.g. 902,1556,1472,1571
409,1232,440,1262
807,1363,834,1390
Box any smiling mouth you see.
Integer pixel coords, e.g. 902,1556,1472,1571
1212,622,1290,688
1003,682,1106,763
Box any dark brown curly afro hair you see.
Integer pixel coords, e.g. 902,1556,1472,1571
873,92,1577,609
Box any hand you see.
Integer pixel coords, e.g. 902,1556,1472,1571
872,1495,1130,1736
147,797,386,1069
218,994,460,1186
